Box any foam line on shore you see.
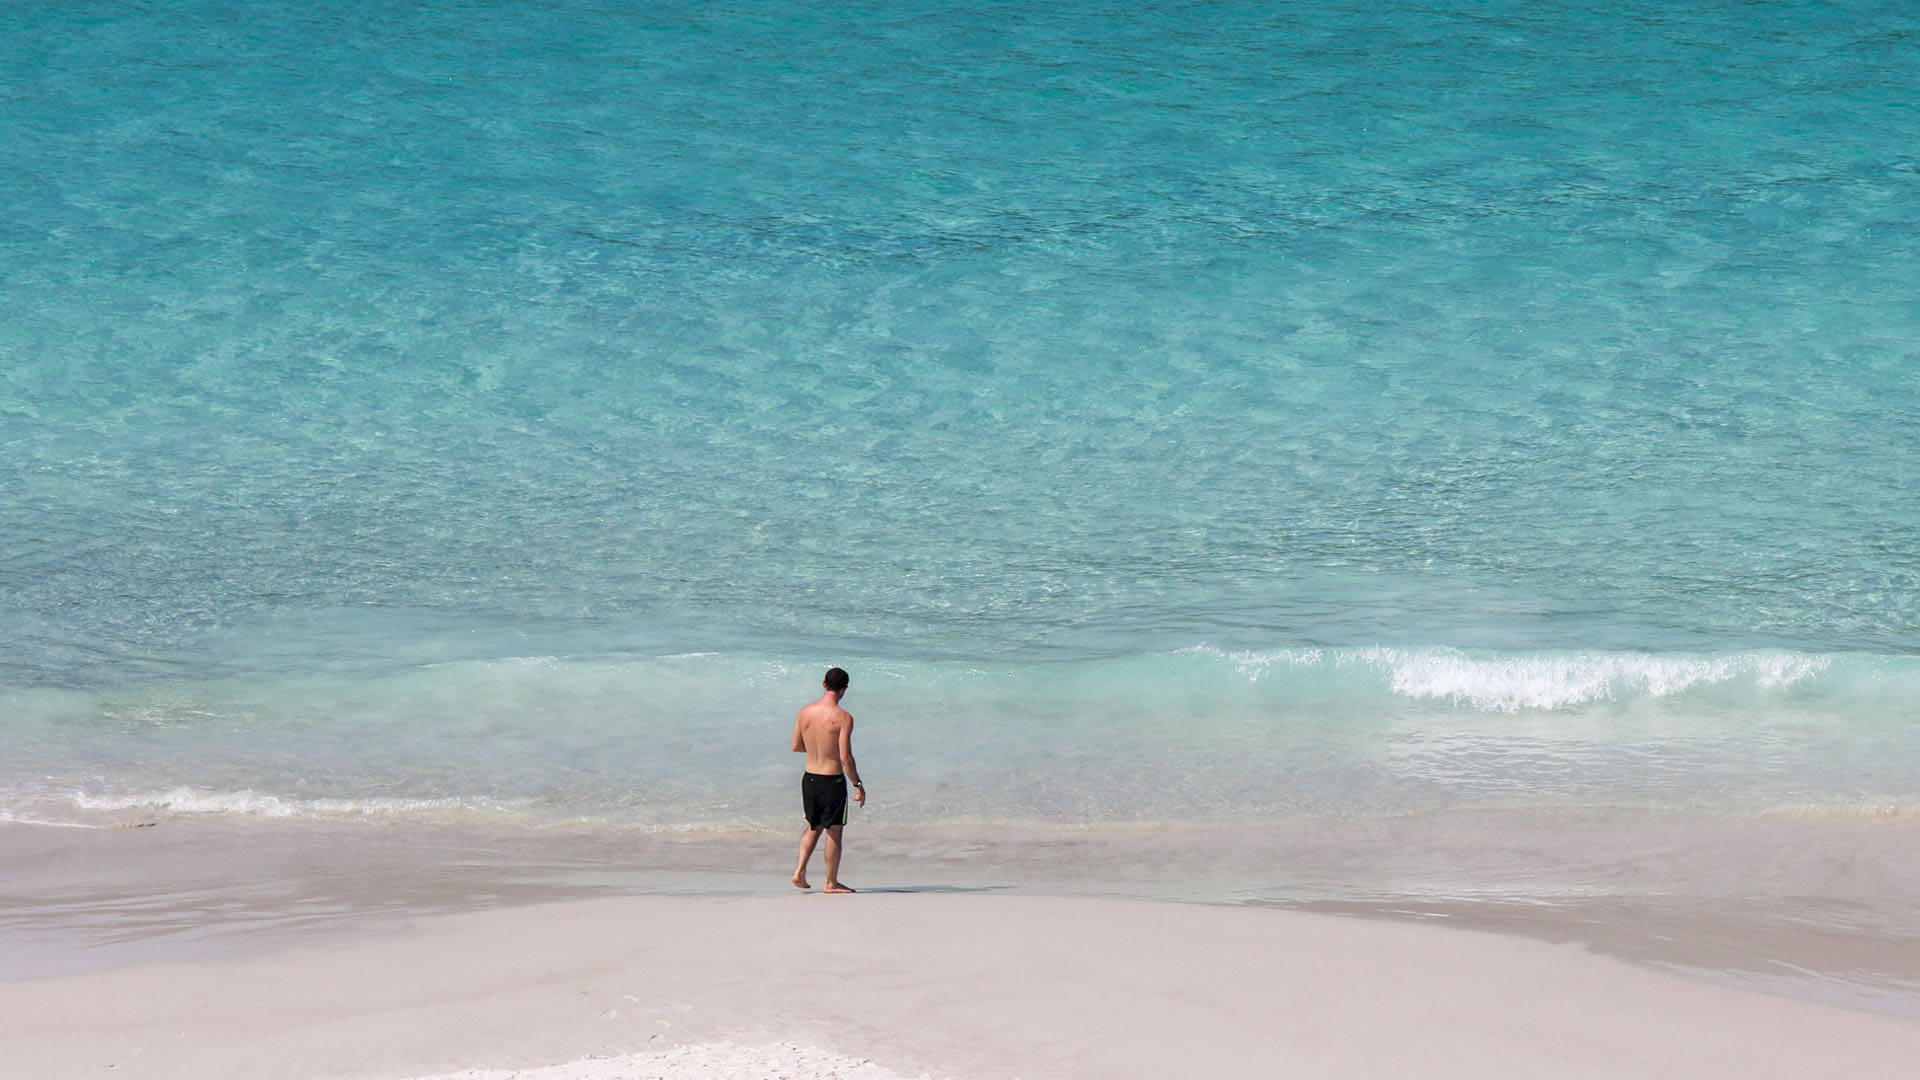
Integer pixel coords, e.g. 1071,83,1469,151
407,1042,923,1080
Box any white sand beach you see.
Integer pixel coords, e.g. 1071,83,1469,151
6,891,1920,1080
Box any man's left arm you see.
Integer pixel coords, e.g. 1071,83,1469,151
840,717,865,805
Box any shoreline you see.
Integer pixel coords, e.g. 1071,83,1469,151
7,891,1920,1079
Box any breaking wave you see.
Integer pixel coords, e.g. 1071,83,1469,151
1184,646,1839,711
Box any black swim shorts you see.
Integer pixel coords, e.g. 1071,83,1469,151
801,771,849,829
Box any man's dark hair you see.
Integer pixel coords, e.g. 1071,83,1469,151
823,667,850,693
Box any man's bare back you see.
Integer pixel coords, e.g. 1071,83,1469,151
791,667,864,894
794,699,853,775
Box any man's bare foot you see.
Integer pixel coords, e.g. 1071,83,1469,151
792,873,811,889
823,882,856,894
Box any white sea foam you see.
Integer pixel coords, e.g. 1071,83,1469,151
1760,803,1920,823
66,787,466,820
406,1041,925,1080
1178,644,1328,680
6,788,786,831
1184,645,1830,711
0,809,104,829
1367,649,1829,712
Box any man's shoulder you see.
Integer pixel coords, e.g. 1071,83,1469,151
799,702,851,727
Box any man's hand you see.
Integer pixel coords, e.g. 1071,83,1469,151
853,783,867,807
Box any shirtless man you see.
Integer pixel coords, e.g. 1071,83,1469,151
791,667,865,893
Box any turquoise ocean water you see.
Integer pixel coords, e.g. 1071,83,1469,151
3,0,1918,855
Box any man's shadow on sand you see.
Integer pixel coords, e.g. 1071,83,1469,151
856,884,1013,894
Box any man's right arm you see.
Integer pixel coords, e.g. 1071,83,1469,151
791,715,806,753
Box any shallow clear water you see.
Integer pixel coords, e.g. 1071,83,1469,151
3,0,1919,837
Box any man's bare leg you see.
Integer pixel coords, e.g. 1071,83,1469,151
822,824,855,893
793,826,821,889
